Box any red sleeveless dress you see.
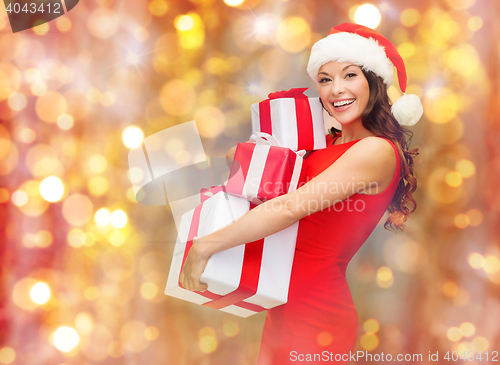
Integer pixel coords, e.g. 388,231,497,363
257,134,401,364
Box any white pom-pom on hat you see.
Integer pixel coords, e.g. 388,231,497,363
307,23,423,126
391,93,424,126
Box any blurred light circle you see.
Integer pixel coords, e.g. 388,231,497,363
363,319,380,334
67,229,87,248
159,79,196,116
75,312,94,334
454,213,469,229
84,286,100,301
359,333,378,351
194,106,226,138
30,81,47,96
460,322,475,337
16,181,49,216
53,326,80,352
140,282,158,300
62,194,94,226
397,42,416,59
36,91,67,123
29,282,51,304
12,277,39,311
120,321,149,353
472,336,489,352
12,190,28,206
88,154,108,173
442,281,458,297
35,231,52,248
467,252,484,269
400,8,420,27
354,4,381,29
122,126,144,148
316,331,333,346
40,176,64,202
466,208,483,227
376,266,394,288
56,17,72,33
276,17,311,53
0,64,22,101
88,176,109,196
0,347,16,364
0,139,18,176
428,167,462,204
110,209,127,228
57,114,74,130
224,0,245,7
0,126,11,159
468,16,483,31
455,159,475,178
175,15,195,31
447,327,462,342
424,87,459,123
8,92,27,111
109,230,126,247
445,171,463,187
484,255,500,274
18,127,36,144
198,327,217,354
445,0,475,9
95,208,111,226
222,318,240,337
87,8,119,39
0,188,9,203
149,0,169,17
144,326,160,341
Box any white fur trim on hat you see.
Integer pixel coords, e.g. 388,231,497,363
307,32,395,86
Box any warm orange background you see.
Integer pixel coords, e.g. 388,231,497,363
0,0,499,364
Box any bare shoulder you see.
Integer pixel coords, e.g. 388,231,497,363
346,136,396,165
338,136,397,190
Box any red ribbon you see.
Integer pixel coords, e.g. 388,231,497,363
178,186,267,313
268,87,308,100
258,87,315,150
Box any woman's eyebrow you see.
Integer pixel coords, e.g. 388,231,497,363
343,64,359,71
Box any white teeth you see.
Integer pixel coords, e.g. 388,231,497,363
333,99,355,107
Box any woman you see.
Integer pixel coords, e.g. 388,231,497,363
180,23,422,364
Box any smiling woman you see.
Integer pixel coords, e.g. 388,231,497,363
180,22,423,365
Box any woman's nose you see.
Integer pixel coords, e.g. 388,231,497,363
331,79,345,96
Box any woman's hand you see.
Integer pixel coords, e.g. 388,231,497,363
179,238,210,292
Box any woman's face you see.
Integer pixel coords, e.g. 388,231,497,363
317,61,370,127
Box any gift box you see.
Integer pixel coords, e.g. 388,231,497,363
251,87,326,151
164,187,299,318
225,132,308,204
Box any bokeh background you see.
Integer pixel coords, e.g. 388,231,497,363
1,0,499,364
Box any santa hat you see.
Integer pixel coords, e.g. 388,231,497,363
307,23,423,126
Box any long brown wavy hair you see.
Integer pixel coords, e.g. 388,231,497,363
324,69,419,233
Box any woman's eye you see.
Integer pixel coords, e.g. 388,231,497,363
346,73,357,78
319,77,331,83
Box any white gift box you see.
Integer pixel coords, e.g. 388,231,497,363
251,88,326,151
164,189,299,318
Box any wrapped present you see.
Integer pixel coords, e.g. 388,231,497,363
164,186,299,318
251,87,326,151
225,132,308,204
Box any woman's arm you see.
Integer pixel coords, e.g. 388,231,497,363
181,137,397,290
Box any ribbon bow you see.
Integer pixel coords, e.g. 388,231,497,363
199,185,226,203
249,132,306,158
268,87,308,100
